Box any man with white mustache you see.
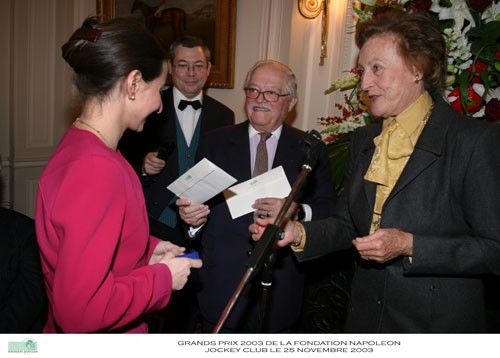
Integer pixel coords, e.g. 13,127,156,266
176,60,337,333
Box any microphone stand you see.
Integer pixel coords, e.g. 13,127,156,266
212,130,322,333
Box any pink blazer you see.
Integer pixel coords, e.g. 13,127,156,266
36,126,172,333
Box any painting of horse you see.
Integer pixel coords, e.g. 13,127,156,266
130,0,186,39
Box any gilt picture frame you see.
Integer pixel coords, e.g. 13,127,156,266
96,0,236,88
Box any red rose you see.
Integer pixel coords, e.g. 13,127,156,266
372,6,391,17
471,76,482,85
468,0,493,12
448,89,464,113
448,86,483,114
410,0,433,12
468,60,488,76
485,99,500,122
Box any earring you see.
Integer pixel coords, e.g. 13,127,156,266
130,78,138,100
414,74,421,83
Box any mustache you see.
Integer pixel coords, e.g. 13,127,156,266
249,103,272,111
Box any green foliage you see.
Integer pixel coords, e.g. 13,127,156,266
326,132,352,193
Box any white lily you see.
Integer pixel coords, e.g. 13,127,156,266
473,108,486,118
358,0,378,6
485,87,500,101
473,83,486,98
482,0,500,23
443,28,473,74
327,72,360,92
470,84,486,117
321,114,366,135
447,93,459,102
430,0,475,32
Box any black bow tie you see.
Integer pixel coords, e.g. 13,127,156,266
178,99,202,111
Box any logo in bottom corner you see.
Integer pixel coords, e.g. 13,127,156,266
8,338,38,353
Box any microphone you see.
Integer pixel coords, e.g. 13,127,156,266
157,139,175,160
300,129,322,169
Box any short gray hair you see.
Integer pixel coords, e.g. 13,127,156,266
243,60,297,99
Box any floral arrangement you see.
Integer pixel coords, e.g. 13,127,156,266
321,0,500,191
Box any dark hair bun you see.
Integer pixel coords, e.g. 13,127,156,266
61,16,165,100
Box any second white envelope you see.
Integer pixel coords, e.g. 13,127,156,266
224,166,291,219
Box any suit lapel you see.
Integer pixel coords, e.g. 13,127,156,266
164,88,177,138
273,125,301,170
227,121,252,180
198,95,209,133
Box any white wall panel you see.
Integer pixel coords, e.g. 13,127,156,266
289,0,355,133
5,0,95,215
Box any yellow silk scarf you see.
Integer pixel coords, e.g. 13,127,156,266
364,92,433,233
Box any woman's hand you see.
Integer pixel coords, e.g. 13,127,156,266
352,228,413,263
148,240,184,265
159,253,203,291
249,217,298,248
149,241,202,291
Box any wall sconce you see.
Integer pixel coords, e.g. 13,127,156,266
298,0,330,65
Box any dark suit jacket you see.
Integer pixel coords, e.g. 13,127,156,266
118,87,234,245
195,121,337,332
0,207,47,332
298,95,500,332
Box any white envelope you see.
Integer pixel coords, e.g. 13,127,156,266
167,158,237,204
224,166,291,219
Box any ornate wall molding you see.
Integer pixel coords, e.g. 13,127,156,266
1,0,359,216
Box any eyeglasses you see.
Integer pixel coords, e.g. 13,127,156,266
173,63,207,73
244,87,290,102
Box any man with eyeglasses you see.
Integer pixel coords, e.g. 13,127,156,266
119,36,234,246
118,36,234,333
176,60,337,333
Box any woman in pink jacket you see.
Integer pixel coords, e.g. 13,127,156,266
35,16,202,333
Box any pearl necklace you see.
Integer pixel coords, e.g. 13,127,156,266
75,118,111,148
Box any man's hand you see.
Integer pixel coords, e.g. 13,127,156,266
176,198,209,227
142,152,166,175
252,197,298,220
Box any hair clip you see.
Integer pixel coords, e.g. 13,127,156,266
69,27,103,43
